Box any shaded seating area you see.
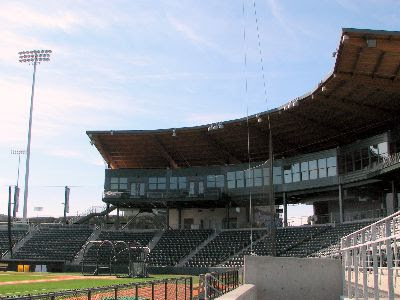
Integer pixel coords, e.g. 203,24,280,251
221,226,325,267
276,225,329,256
306,221,373,258
186,229,266,267
147,229,212,266
13,225,93,261
83,230,155,265
0,229,28,257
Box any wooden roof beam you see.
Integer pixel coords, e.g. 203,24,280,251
287,111,343,136
392,62,400,81
352,46,364,76
152,135,180,169
91,136,117,169
372,51,385,78
203,133,243,164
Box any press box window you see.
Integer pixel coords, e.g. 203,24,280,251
110,177,127,190
207,175,224,188
318,158,327,178
309,160,318,180
227,172,235,189
283,166,292,184
263,168,270,186
236,171,244,188
254,169,262,186
245,169,254,187
170,177,178,190
149,177,166,190
178,177,187,189
301,162,309,181
292,163,300,182
327,156,337,177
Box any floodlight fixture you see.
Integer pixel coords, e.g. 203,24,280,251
18,49,52,220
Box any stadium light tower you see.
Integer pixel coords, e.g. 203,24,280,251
18,49,52,221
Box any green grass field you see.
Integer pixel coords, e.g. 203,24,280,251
0,272,197,297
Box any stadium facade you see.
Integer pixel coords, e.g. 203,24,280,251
87,28,400,230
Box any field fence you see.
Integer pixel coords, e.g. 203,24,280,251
0,277,193,300
198,269,241,299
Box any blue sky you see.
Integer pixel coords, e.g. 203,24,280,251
0,0,399,223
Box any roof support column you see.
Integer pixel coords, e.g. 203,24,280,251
339,184,344,223
178,208,182,230
268,118,277,256
283,192,288,227
166,208,170,228
106,203,110,225
116,207,120,229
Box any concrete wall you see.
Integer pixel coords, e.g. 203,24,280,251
169,208,248,229
216,284,257,300
244,256,342,300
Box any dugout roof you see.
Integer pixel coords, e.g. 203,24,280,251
87,28,400,169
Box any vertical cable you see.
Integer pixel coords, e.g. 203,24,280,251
242,0,254,254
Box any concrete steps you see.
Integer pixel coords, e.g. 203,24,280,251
218,231,271,266
3,227,38,259
148,230,163,251
177,230,219,267
72,228,100,265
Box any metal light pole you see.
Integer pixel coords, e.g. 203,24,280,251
18,50,52,221
11,149,26,218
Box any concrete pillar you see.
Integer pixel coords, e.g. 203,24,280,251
106,203,110,224
283,192,288,227
178,208,182,229
166,208,170,228
339,184,344,223
116,207,120,229
227,204,230,229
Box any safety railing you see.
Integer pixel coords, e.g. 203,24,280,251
367,152,400,174
341,210,400,299
199,269,241,299
0,276,193,300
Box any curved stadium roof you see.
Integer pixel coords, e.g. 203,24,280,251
87,28,400,169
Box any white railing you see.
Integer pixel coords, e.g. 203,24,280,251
368,152,400,174
69,205,108,224
341,210,400,299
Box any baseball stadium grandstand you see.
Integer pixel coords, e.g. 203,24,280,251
1,27,400,299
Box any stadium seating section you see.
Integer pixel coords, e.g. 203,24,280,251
13,226,92,261
186,229,267,267
3,220,375,266
0,229,27,257
148,230,212,266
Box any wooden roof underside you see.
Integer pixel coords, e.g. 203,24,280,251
88,28,400,169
